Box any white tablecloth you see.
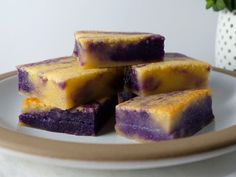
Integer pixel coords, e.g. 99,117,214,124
1,150,236,177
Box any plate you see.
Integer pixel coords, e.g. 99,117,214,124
0,68,235,170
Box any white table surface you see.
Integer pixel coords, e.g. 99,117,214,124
0,151,236,177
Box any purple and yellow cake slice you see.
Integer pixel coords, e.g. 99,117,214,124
115,89,214,142
74,31,165,68
19,97,116,136
124,53,211,96
17,56,123,109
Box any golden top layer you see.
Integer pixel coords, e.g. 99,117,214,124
75,31,163,49
116,89,212,119
17,56,75,73
17,56,121,82
44,65,121,82
133,58,211,73
75,31,152,40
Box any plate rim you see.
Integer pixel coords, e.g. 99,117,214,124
0,68,235,162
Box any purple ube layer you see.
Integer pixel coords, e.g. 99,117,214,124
74,32,165,64
18,69,34,93
19,97,117,136
115,96,214,141
124,52,188,93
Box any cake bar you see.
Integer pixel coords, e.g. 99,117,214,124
124,53,211,96
74,31,165,68
19,97,116,136
115,89,214,142
17,56,123,109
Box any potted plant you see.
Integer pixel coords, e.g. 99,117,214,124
206,0,236,71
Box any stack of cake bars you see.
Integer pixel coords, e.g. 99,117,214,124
17,31,214,141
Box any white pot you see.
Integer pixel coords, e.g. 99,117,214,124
215,9,236,71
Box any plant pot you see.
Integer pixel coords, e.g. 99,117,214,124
215,9,236,71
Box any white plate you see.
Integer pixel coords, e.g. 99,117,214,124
0,69,235,170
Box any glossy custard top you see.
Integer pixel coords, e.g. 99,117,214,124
17,56,75,70
17,56,119,82
75,31,152,39
133,57,211,73
17,56,78,81
117,89,211,115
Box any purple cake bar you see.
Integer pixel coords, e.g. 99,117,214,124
115,89,214,142
19,97,117,136
124,53,211,96
74,31,165,68
17,56,123,109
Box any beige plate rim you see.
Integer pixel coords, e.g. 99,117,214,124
0,68,235,162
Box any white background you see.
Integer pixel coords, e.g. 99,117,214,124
0,0,217,73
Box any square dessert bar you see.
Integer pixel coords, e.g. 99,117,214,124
19,97,116,136
115,89,214,142
17,56,123,109
73,31,165,68
124,53,211,96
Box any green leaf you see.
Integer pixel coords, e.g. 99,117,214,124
232,0,236,11
224,0,233,11
213,4,220,11
206,0,215,9
216,0,226,10
206,0,236,11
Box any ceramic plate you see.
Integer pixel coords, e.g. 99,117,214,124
0,68,235,170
